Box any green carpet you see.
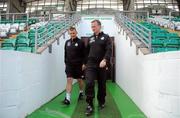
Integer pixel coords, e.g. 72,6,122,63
71,83,98,118
107,82,147,118
26,83,80,118
69,82,122,118
26,81,146,118
98,86,122,118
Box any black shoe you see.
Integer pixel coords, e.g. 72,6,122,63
85,104,93,116
98,103,105,110
78,92,84,101
63,98,70,105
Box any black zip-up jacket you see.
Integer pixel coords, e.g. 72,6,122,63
85,32,112,64
64,37,85,66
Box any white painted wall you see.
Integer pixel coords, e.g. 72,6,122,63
0,32,69,118
114,25,180,118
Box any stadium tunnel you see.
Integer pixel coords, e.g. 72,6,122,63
0,0,180,118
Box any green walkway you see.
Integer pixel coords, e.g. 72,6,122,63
26,81,146,118
72,83,121,118
107,82,146,118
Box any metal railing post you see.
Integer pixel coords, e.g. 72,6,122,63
12,14,15,23
27,13,29,28
149,30,152,53
35,25,38,53
169,11,172,22
147,11,149,20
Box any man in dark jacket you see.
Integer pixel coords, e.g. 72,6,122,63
85,20,112,116
63,26,86,105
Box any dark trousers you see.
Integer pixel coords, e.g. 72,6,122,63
85,65,107,106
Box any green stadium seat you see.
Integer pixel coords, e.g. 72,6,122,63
29,39,35,47
16,38,30,47
167,33,180,39
16,47,32,53
17,32,28,40
28,18,39,25
29,35,35,40
153,47,179,53
1,47,15,50
31,47,35,53
29,29,36,33
164,39,180,47
152,33,167,40
1,38,16,47
47,32,54,38
38,26,46,33
28,29,36,39
153,48,166,53
152,39,164,47
157,30,168,34
165,48,179,52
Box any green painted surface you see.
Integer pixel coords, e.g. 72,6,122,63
71,83,99,118
107,82,147,118
26,83,79,118
94,84,99,118
26,81,146,118
98,84,121,118
72,82,121,118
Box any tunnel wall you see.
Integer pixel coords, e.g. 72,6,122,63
115,25,180,118
0,32,70,118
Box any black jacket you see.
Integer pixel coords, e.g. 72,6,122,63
64,37,85,66
86,32,112,64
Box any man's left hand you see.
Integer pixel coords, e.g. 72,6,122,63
99,59,107,68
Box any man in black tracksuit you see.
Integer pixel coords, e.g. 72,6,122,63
85,20,112,116
63,27,86,105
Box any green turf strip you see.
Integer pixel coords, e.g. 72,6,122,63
72,82,121,118
26,81,146,118
26,83,79,118
71,83,98,118
107,82,147,118
98,86,122,118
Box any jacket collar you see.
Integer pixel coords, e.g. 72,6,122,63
71,37,78,42
94,32,104,38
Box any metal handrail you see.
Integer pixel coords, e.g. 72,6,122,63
0,13,29,27
115,13,152,52
34,13,81,53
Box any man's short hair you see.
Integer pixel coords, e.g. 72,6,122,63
91,19,101,26
69,26,77,31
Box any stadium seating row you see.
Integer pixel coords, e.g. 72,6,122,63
0,18,39,38
0,21,64,53
139,22,180,53
0,23,26,37
148,15,180,30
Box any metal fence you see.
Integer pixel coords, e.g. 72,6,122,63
34,12,81,53
115,12,152,52
0,13,29,26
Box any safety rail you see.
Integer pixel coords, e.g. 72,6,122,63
115,13,152,52
0,13,29,26
34,13,81,54
169,11,180,21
